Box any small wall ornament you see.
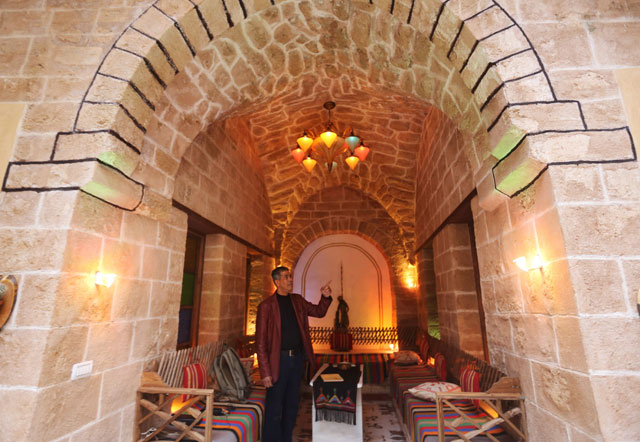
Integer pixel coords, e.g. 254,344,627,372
0,275,18,330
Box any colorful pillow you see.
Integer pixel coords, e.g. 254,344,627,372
394,350,422,366
460,367,481,408
408,381,461,401
181,359,207,402
434,353,446,381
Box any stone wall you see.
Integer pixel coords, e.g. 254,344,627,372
416,247,437,336
432,224,484,359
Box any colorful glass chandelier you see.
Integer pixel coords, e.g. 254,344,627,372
291,101,371,173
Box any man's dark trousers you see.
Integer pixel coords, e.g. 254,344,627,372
263,351,304,442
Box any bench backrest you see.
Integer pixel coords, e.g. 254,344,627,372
157,341,224,388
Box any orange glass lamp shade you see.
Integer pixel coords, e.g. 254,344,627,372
354,143,370,161
302,156,317,172
95,271,116,288
345,154,360,170
291,146,305,163
296,133,313,152
320,129,338,148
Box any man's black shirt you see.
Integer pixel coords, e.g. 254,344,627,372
277,293,303,351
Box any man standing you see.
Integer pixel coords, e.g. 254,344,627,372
256,266,332,442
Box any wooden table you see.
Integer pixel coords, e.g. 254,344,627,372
309,363,364,442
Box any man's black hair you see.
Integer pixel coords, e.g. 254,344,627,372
271,266,290,282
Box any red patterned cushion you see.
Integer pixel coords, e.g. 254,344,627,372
460,368,481,408
408,381,461,401
434,353,446,381
182,359,207,401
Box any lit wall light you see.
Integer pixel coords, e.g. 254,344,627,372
513,254,544,272
95,271,116,288
404,264,418,289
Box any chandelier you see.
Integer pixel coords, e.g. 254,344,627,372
290,101,371,173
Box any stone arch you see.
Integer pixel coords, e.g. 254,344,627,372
6,0,633,233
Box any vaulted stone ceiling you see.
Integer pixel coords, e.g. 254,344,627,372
226,76,432,255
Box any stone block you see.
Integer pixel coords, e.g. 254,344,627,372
0,389,37,441
0,191,40,227
168,251,185,282
111,278,151,320
38,326,89,387
158,316,179,351
503,352,535,402
483,313,513,352
530,362,600,434
476,163,510,212
131,318,161,359
115,28,176,87
492,272,524,313
545,164,603,203
521,258,578,315
81,161,144,211
14,274,58,327
621,259,640,314
527,129,633,164
581,317,640,372
0,329,47,386
86,322,133,372
28,375,101,440
589,22,640,66
149,281,180,317
0,37,30,74
525,403,570,442
70,191,123,238
557,204,640,256
99,361,143,418
550,69,619,101
61,229,103,274
601,162,640,201
0,76,45,101
523,22,593,69
511,314,557,363
142,246,169,280
70,412,122,442
22,102,77,133
553,315,588,373
102,239,143,279
155,0,210,52
534,208,567,263
76,102,144,149
122,212,159,246
582,98,627,129
502,72,554,104
44,75,93,101
591,374,640,441
51,272,113,326
507,169,555,229
568,259,626,314
0,228,66,272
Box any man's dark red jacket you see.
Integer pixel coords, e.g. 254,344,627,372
256,292,332,383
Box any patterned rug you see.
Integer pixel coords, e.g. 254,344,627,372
293,391,406,442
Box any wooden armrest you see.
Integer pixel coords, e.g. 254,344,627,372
138,386,214,396
435,391,522,400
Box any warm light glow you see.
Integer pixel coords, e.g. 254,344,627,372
513,254,544,272
404,264,418,289
302,156,317,172
345,154,359,170
291,147,305,163
95,271,116,288
427,356,435,366
297,134,313,152
320,130,337,148
354,143,370,161
479,401,499,418
171,397,187,414
252,353,258,367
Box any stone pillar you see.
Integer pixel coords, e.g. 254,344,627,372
199,234,247,345
432,224,484,358
245,254,273,336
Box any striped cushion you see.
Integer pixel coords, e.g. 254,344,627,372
418,335,429,361
182,360,207,401
434,353,446,381
460,368,481,408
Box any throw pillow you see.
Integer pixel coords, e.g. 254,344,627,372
460,367,481,408
394,350,422,366
408,381,461,401
181,359,207,402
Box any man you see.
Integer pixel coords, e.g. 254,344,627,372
256,266,332,442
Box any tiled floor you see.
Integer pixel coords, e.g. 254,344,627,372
293,390,406,442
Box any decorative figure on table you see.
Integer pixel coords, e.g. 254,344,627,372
331,263,353,351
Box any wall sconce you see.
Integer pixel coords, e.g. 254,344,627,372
95,271,116,288
0,275,18,331
513,254,543,272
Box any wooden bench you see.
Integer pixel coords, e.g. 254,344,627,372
135,342,265,442
390,334,527,442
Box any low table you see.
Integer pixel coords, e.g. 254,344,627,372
313,352,393,384
310,363,364,442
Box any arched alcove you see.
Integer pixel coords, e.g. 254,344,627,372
293,233,394,329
